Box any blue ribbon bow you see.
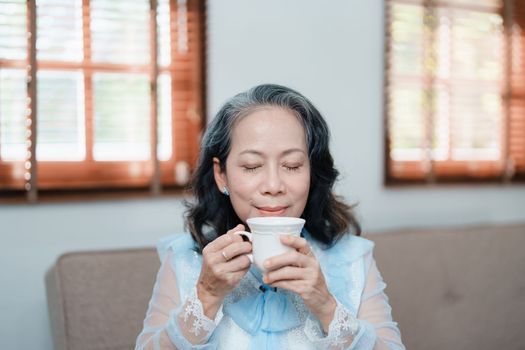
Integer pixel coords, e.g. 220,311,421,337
222,269,301,350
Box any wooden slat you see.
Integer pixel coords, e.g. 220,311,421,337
149,0,161,195
188,0,205,167
509,0,525,174
169,0,202,184
389,159,505,179
0,160,181,190
170,0,179,172
422,2,437,183
0,59,196,72
391,0,501,13
384,0,393,185
26,0,38,202
83,0,93,162
0,60,27,68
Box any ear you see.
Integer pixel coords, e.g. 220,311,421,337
213,157,228,193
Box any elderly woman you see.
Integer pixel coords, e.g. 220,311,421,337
135,84,405,349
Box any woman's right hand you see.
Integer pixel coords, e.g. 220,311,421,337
196,224,252,319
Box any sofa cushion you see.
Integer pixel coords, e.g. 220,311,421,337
367,223,525,350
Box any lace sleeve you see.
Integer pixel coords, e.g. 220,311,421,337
304,298,360,349
135,251,220,350
304,251,405,350
351,252,405,350
168,287,221,343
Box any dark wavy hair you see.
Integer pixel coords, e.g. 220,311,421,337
185,84,361,252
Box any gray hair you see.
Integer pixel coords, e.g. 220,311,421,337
203,84,329,169
186,84,360,251
202,84,330,167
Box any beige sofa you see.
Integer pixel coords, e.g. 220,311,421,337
45,223,525,350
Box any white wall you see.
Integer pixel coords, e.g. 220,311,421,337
207,0,525,230
1,0,525,349
0,199,187,349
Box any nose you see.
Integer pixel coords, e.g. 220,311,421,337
260,165,285,195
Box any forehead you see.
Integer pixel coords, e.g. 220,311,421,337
229,107,307,155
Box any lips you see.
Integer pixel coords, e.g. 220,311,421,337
257,206,288,216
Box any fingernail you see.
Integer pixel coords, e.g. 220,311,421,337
263,275,269,283
264,260,270,268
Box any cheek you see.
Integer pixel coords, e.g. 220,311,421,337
229,173,258,196
230,183,254,200
227,171,259,211
228,182,257,222
289,172,311,201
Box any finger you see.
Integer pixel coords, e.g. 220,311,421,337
280,234,311,255
205,224,245,252
263,266,306,284
264,250,310,271
226,254,252,272
221,241,252,261
268,280,305,294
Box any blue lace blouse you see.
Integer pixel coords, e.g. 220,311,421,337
135,231,405,350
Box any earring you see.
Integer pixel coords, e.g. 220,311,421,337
222,186,230,196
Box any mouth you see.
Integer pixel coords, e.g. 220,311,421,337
256,206,288,216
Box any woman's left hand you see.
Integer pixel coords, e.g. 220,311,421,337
263,234,337,332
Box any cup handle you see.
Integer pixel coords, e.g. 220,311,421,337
235,231,253,263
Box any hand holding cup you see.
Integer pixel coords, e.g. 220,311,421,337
196,224,252,318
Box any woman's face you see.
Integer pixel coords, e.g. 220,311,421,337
213,107,311,224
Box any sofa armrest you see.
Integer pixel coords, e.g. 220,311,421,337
46,264,67,350
45,247,159,350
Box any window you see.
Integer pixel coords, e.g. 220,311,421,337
0,0,205,201
385,0,525,184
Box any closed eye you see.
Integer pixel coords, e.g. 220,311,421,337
284,165,300,172
243,166,261,173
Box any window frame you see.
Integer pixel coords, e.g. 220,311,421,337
383,0,525,186
0,0,207,202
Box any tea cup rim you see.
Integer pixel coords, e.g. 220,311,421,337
246,216,305,226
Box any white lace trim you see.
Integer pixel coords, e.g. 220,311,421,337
181,287,219,338
304,299,360,349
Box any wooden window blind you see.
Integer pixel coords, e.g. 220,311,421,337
509,0,525,177
385,0,525,184
0,0,205,202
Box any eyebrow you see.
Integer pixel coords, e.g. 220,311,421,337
238,148,306,157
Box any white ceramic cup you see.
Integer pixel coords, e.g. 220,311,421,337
237,216,305,272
